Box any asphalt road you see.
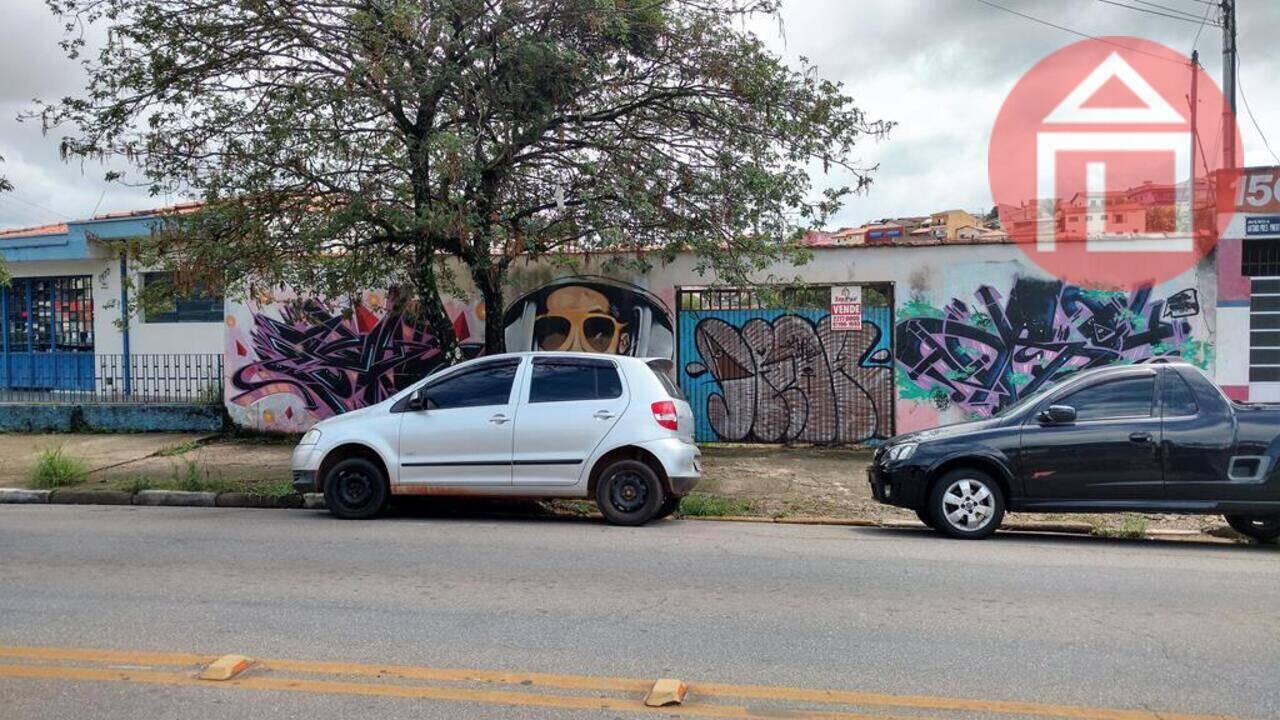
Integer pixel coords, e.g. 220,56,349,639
0,504,1277,720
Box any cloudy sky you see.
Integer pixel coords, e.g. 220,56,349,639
1,0,1276,231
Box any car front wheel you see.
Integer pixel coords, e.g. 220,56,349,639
323,457,389,520
1224,514,1280,543
928,469,1005,540
595,459,664,526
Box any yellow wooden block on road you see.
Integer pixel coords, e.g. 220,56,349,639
198,654,253,681
643,677,687,707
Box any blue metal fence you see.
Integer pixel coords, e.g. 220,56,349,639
0,353,223,404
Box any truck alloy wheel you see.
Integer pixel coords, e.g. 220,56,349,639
928,469,1005,540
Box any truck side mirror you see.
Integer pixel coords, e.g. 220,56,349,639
1037,405,1077,425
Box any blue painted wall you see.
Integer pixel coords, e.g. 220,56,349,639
0,404,224,433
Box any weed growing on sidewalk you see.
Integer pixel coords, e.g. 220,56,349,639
121,476,155,494
1091,515,1148,539
30,447,88,489
155,440,200,457
676,493,755,517
172,459,231,493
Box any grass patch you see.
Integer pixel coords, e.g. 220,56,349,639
676,492,755,517
120,476,155,494
155,440,201,457
171,459,232,493
29,447,89,489
1091,515,1148,539
228,478,297,498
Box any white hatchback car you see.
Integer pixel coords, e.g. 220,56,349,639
291,352,701,525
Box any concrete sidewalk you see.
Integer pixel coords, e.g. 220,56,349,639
0,433,1238,536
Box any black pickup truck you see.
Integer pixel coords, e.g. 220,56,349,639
870,361,1280,541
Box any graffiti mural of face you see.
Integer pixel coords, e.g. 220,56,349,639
533,286,630,354
504,276,675,359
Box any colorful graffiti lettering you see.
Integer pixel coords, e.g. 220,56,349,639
226,277,667,431
681,310,894,444
228,294,455,423
895,277,1210,417
503,276,674,358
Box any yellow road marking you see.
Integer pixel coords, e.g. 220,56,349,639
0,645,1235,720
0,664,919,720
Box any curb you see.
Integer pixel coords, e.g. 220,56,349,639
0,490,1234,542
215,492,304,509
48,489,134,505
0,488,50,504
134,490,218,507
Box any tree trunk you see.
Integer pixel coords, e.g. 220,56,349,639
474,264,506,355
412,246,460,364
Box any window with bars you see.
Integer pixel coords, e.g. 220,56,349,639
141,271,224,323
1243,238,1280,277
1250,277,1280,382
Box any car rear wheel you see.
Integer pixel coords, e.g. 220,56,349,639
928,469,1005,540
595,459,664,526
1224,514,1280,543
323,457,389,520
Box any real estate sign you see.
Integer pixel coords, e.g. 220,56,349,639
830,286,862,331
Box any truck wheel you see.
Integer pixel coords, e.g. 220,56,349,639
323,457,388,520
928,469,1005,540
1224,514,1280,543
595,459,664,526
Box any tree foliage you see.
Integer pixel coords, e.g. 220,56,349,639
39,0,891,357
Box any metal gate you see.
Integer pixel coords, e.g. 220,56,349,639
1,276,95,391
676,284,894,445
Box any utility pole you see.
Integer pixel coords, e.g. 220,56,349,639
1221,0,1237,170
1190,49,1199,224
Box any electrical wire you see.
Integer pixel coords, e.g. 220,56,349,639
1096,0,1222,26
1236,49,1280,165
1190,0,1216,52
1132,0,1218,21
971,0,1193,65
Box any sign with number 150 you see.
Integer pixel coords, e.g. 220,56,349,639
1235,168,1280,213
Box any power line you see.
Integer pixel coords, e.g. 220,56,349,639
1131,0,1217,21
0,191,73,221
971,0,1193,65
1190,0,1216,52
1236,49,1280,165
1095,0,1223,26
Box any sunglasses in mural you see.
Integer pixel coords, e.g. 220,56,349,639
505,277,674,359
533,310,627,354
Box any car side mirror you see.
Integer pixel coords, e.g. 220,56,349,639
1037,404,1077,425
407,388,428,412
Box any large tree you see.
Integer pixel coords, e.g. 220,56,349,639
39,0,890,358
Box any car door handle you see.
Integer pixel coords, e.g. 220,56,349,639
593,410,616,420
489,414,511,425
1129,432,1152,443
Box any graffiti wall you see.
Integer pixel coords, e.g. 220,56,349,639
224,245,1218,440
895,274,1212,431
226,277,673,431
679,305,895,444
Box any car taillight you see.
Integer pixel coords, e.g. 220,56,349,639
651,400,679,431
